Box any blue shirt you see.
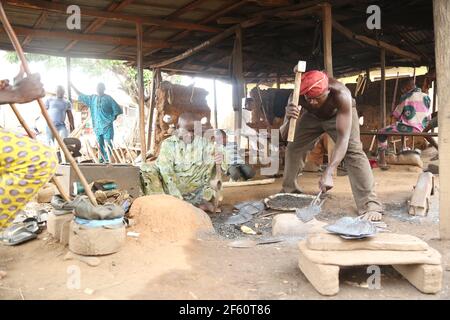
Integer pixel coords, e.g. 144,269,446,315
78,94,123,135
45,97,71,127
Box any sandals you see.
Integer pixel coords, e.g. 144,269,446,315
0,220,40,246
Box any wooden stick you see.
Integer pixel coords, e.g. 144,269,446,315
369,135,377,152
391,71,400,112
113,141,126,163
8,103,70,201
0,3,97,205
106,143,115,163
287,71,302,142
223,178,275,188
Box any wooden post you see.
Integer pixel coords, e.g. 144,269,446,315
321,2,335,169
321,3,333,77
213,78,218,129
146,68,158,151
433,0,450,239
432,80,437,133
380,48,386,127
136,22,147,162
66,56,72,101
232,27,244,146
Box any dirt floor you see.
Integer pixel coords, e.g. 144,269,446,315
1,150,449,300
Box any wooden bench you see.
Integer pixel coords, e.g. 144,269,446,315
360,130,438,151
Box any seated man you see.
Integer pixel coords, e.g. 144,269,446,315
140,112,227,213
219,129,256,182
378,78,431,169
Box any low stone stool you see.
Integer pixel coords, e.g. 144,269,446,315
298,233,442,296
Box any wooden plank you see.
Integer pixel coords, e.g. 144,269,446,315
434,0,450,239
306,233,429,251
332,19,421,61
5,0,221,32
298,241,442,266
223,178,275,187
360,131,438,137
136,23,146,163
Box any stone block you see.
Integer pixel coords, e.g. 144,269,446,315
272,214,327,237
306,233,429,251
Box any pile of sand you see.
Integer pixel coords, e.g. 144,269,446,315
129,194,215,242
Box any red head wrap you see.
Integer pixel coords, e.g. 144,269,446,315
300,71,329,98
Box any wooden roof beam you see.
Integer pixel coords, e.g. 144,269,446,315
147,17,263,68
108,0,209,59
332,19,422,62
141,0,247,58
21,11,47,46
11,26,172,49
5,0,221,32
63,0,135,52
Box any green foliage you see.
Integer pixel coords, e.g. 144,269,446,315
3,51,153,101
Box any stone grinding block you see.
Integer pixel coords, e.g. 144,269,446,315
69,221,125,256
306,233,429,251
298,241,441,266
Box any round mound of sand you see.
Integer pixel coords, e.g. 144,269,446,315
129,194,215,241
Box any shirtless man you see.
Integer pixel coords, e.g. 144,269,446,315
280,70,383,221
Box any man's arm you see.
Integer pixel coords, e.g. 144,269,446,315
70,82,84,96
0,73,45,105
319,92,352,192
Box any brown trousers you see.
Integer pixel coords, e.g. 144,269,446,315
282,108,383,215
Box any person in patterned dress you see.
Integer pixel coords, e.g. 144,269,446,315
377,78,431,169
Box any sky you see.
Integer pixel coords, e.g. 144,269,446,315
0,50,237,134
